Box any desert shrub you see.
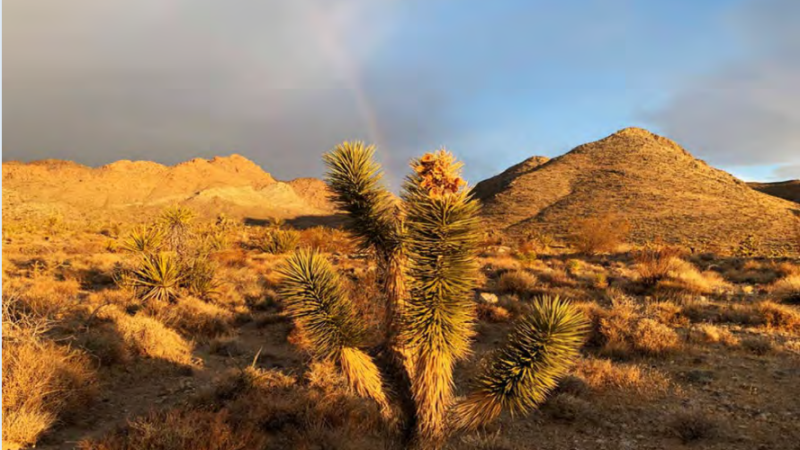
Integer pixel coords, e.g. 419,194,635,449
152,296,234,338
687,324,739,347
771,275,800,303
740,335,773,355
495,269,538,296
299,226,354,253
99,307,193,365
756,301,800,332
658,258,729,295
120,252,183,303
645,301,687,327
633,243,683,286
256,228,300,254
476,303,512,323
3,336,96,447
587,297,680,357
668,409,717,443
631,318,680,355
573,357,670,396
570,213,630,255
184,258,220,300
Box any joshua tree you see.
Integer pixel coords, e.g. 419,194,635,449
279,143,587,447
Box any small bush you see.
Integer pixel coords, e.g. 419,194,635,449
687,324,739,347
631,318,680,355
573,358,670,396
152,296,234,338
256,228,300,254
571,213,630,255
634,243,683,286
756,301,800,332
669,409,717,443
771,275,800,303
741,335,773,355
99,307,194,366
495,270,537,296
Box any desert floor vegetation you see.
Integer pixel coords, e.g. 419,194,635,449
3,190,800,449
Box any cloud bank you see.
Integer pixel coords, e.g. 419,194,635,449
648,0,800,180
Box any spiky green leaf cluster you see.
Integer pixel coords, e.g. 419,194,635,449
401,167,480,361
122,224,166,253
400,154,481,440
277,249,367,359
323,142,401,257
159,205,195,230
455,296,588,429
127,252,184,302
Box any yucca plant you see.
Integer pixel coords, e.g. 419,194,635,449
159,205,195,257
279,144,588,447
126,252,184,302
121,224,166,253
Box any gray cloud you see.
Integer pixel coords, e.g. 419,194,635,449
2,0,451,182
648,0,800,180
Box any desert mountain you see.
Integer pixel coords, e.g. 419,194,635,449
474,127,799,252
749,180,800,204
2,155,336,223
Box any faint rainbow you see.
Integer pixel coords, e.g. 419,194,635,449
307,5,398,181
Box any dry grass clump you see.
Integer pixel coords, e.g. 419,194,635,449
582,297,681,357
657,259,729,295
255,228,300,254
771,274,800,303
475,303,512,323
573,358,670,396
631,318,680,355
150,296,235,338
98,307,194,366
668,409,718,443
570,213,630,255
740,335,774,355
495,269,538,296
755,301,800,333
2,277,81,319
633,243,683,286
3,333,96,447
645,301,688,327
299,226,355,253
687,324,740,347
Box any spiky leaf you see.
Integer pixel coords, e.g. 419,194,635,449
122,224,166,253
277,249,366,359
454,296,588,429
127,252,184,302
323,141,401,257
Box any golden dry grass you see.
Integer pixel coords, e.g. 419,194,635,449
98,306,194,365
2,336,96,447
495,269,538,296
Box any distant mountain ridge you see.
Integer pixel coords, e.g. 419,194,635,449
2,154,336,223
473,127,799,252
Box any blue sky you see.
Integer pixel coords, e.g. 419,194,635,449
4,0,799,184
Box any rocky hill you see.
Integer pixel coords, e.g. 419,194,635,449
474,127,799,252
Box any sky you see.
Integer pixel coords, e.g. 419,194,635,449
4,0,799,186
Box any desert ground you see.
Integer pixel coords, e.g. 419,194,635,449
3,130,800,450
